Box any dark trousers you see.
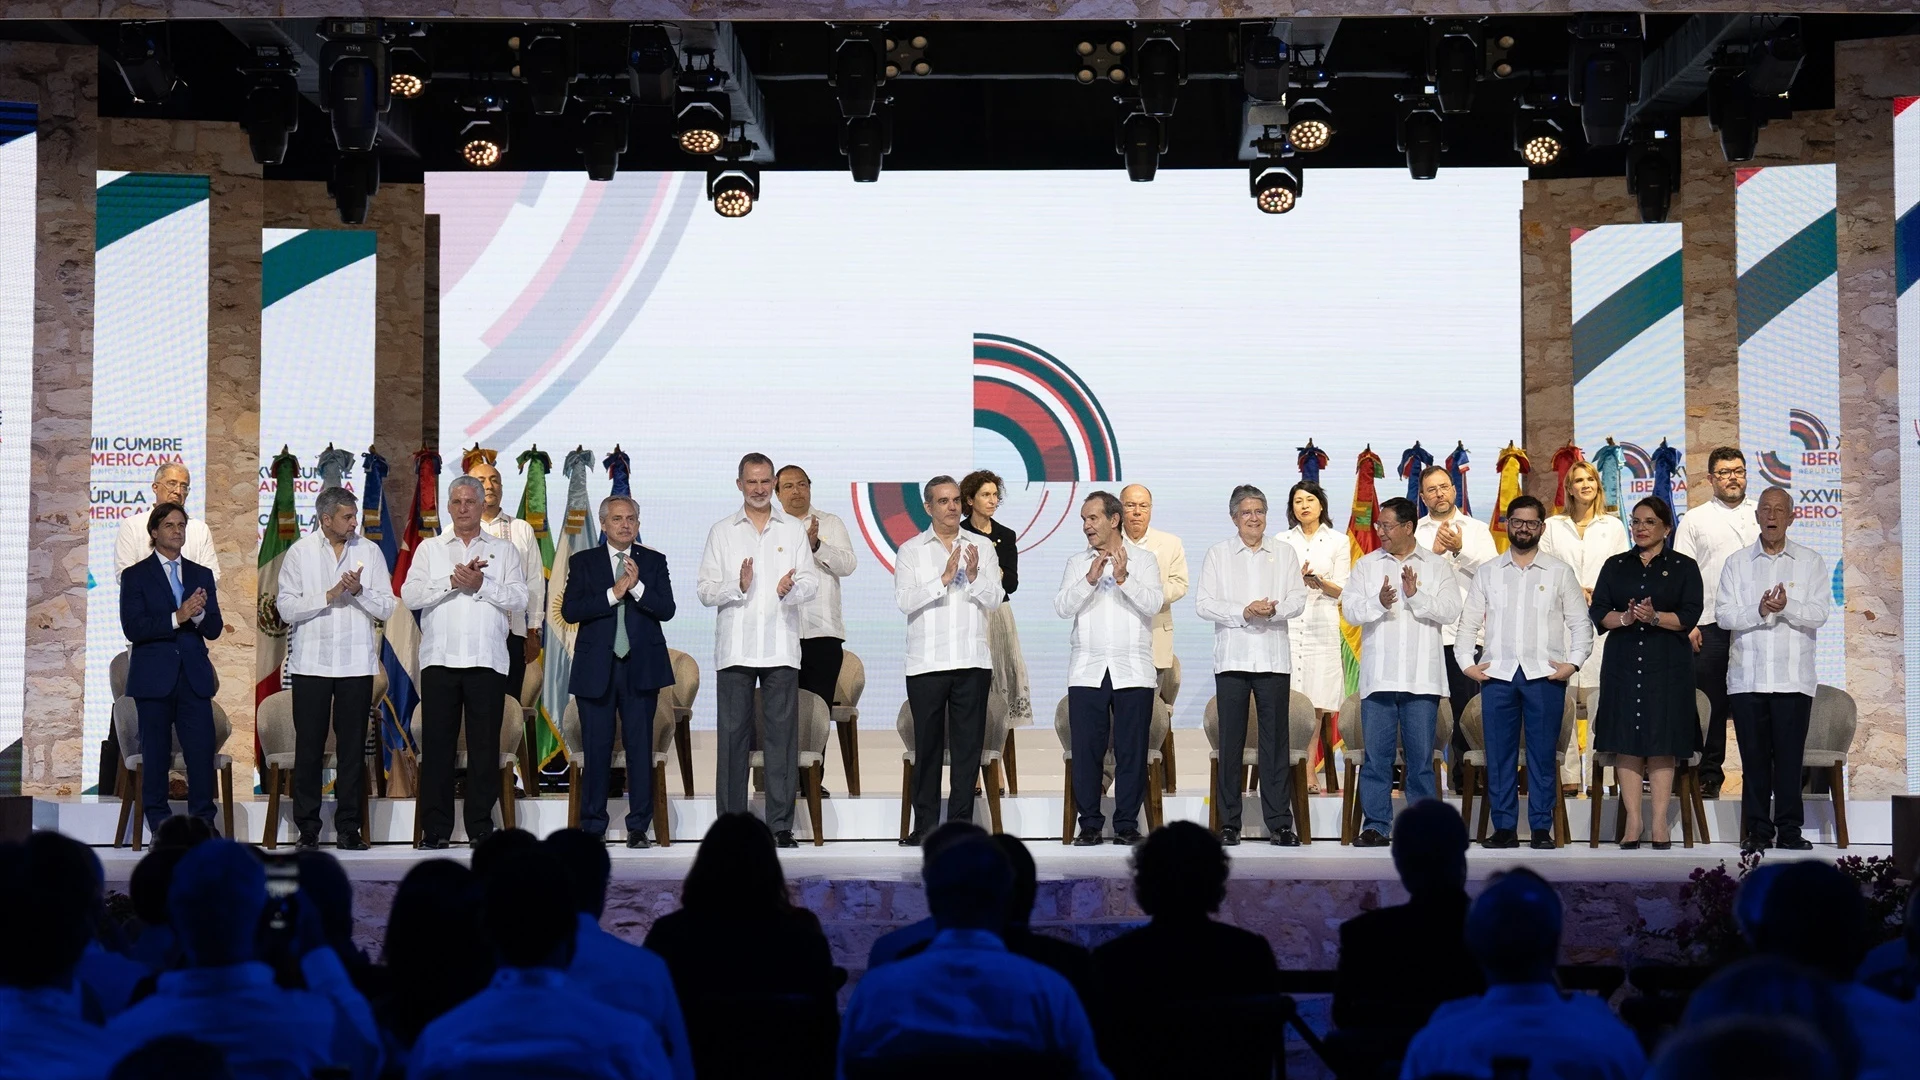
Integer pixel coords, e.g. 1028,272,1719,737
1442,644,1482,772
1480,673,1568,832
1730,691,1813,842
577,662,660,838
505,633,527,703
136,688,216,831
717,665,799,833
1214,671,1293,833
1693,623,1733,789
798,637,844,706
1067,671,1154,834
904,668,993,835
418,664,507,841
290,674,372,836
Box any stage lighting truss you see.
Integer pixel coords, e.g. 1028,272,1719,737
840,111,891,183
1626,124,1680,224
1286,98,1334,154
514,24,577,116
1567,14,1642,149
1116,109,1167,183
831,31,886,119
317,19,392,154
1426,18,1485,115
457,93,509,168
1250,158,1302,215
1130,27,1185,119
578,80,632,182
111,21,181,105
674,49,731,156
706,141,760,218
328,151,380,226
239,45,301,167
1397,95,1445,181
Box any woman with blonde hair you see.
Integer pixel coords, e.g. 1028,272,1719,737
1541,458,1629,790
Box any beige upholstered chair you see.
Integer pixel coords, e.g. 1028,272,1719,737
1052,692,1172,843
1157,656,1183,793
895,691,1011,840
1337,693,1455,844
1201,689,1316,841
258,688,376,849
1586,688,1712,848
408,696,527,845
832,650,866,795
1455,692,1577,846
112,694,237,851
1805,684,1857,848
667,649,701,797
559,693,678,844
751,688,833,846
513,657,546,797
109,650,131,699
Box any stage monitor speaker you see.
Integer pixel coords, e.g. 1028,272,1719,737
1892,795,1919,880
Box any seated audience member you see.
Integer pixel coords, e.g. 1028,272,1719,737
1755,860,1920,1080
1674,955,1857,1079
468,827,541,880
643,814,842,1079
0,836,130,1080
110,839,383,1080
1090,822,1280,1078
898,834,1094,1004
152,814,218,851
57,837,148,1020
375,861,493,1061
840,835,1109,1079
1333,799,1484,1034
296,850,374,989
1856,888,1920,1000
543,828,695,1080
866,820,988,969
1646,1017,1842,1080
108,1035,233,1080
1400,870,1645,1080
406,849,672,1080
125,846,188,974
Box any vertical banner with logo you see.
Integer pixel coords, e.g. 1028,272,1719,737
1895,96,1919,792
1736,163,1845,687
1570,223,1688,517
259,228,378,535
0,102,36,780
86,172,210,769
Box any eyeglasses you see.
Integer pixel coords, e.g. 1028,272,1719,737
1711,468,1747,479
1235,509,1267,519
1506,519,1543,530
1372,519,1406,532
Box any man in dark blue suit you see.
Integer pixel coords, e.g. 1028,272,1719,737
119,502,224,833
561,495,676,847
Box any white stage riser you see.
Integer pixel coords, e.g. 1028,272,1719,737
35,795,1890,848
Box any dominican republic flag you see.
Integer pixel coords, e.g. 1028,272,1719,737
362,450,422,796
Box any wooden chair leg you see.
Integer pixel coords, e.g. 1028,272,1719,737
130,766,145,853
1340,759,1358,845
517,714,540,799
1062,757,1075,844
413,785,424,848
806,762,825,847
1293,761,1312,844
566,762,582,829
113,765,135,849
263,764,283,849
360,754,374,840
1677,768,1695,848
1161,731,1178,793
653,762,672,846
1208,760,1221,833
899,759,914,842
675,717,694,798
1476,766,1494,841
499,767,517,831
985,760,1005,835
1003,730,1020,795
1588,758,1604,848
1692,770,1711,845
1830,763,1849,848
1246,765,1259,792
221,764,235,841
1554,776,1571,847
1320,713,1341,793
1459,762,1477,837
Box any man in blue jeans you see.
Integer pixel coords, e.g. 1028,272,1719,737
1341,497,1461,847
1457,496,1592,850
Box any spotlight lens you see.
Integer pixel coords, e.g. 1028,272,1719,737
1523,134,1563,166
462,139,501,168
390,73,424,99
713,188,753,217
1256,186,1296,214
678,128,723,155
1288,119,1332,153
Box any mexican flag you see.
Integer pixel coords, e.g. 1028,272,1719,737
516,447,564,767
255,448,302,786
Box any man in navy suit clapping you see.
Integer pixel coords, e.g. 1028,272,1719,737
120,502,224,833
561,495,676,847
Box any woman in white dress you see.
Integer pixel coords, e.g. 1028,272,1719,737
1278,481,1351,793
1540,459,1630,789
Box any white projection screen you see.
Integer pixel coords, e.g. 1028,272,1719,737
430,168,1525,730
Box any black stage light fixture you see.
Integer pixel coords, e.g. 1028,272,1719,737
1398,99,1445,180
1567,14,1641,148
111,22,180,105
1626,124,1680,224
579,100,630,181
457,94,509,168
516,24,577,116
831,33,884,119
1117,111,1165,182
317,19,391,154
673,49,730,156
388,35,430,100
627,25,678,107
239,46,301,166
840,113,890,183
1132,31,1184,118
707,164,758,218
1241,25,1288,103
328,151,380,226
1250,159,1302,214
1286,98,1334,153
1514,109,1565,167
1428,20,1482,115
1707,65,1759,163
1746,17,1805,100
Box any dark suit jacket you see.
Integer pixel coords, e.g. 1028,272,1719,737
561,542,675,696
120,553,223,699
1332,890,1483,1032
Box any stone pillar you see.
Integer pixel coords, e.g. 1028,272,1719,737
4,43,98,795
1834,37,1918,798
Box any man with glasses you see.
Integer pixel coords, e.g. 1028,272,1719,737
1341,497,1462,847
1673,447,1758,799
116,463,220,582
1457,497,1591,850
1412,465,1496,791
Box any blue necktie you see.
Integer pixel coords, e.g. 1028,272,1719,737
166,560,184,607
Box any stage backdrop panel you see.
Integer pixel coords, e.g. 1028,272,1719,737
86,172,210,773
1897,96,1920,792
1570,223,1689,522
429,168,1525,731
1736,163,1845,688
258,227,377,536
0,101,35,780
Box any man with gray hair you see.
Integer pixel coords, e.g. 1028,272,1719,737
276,486,396,849
401,474,529,848
560,494,677,846
115,462,221,581
1194,484,1308,845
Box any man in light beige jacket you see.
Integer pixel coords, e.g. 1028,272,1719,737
1121,484,1188,790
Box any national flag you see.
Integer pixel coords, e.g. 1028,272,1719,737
362,449,421,796
255,447,301,787
1550,444,1586,512
1491,443,1531,553
516,447,564,767
1342,447,1386,699
542,448,600,776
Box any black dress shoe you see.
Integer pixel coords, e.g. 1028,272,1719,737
467,829,495,847
1218,827,1241,847
1072,829,1104,847
420,837,450,850
774,830,799,849
336,831,369,851
1701,784,1722,800
899,831,924,848
626,835,653,849
1354,829,1390,848
1650,841,1673,851
1484,828,1520,849
295,831,321,850
1269,829,1301,847
1530,834,1557,851
1775,834,1813,851
1620,840,1641,850
1113,829,1146,846
1740,835,1772,855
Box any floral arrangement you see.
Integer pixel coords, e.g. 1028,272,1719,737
1647,853,1908,967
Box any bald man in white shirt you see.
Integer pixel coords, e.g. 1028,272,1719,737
1673,446,1760,800
1121,484,1188,792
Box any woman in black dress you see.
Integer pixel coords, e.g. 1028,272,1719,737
959,469,1032,728
1588,497,1704,848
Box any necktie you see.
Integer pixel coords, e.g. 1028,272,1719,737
612,552,630,659
166,560,184,607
